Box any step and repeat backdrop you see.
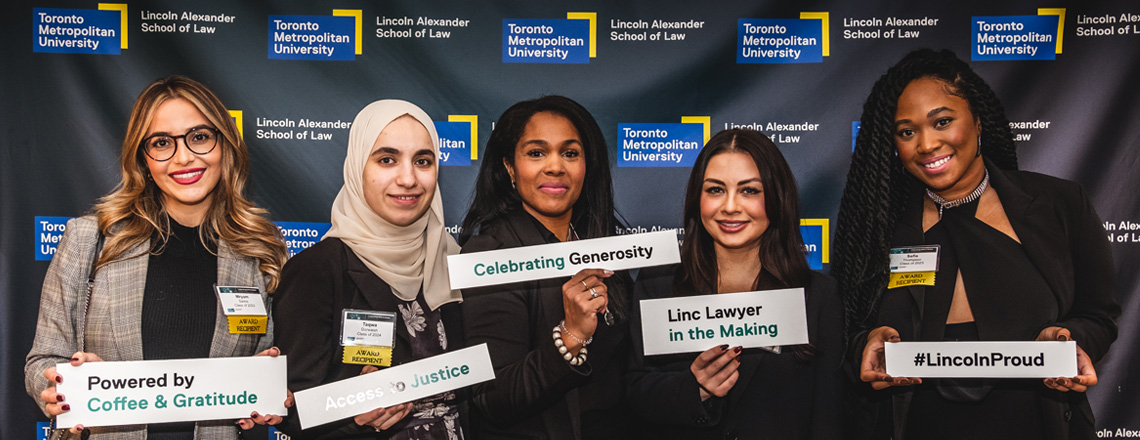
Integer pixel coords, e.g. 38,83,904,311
3,0,1138,437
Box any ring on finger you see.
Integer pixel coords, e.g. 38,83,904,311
590,287,599,299
581,280,589,289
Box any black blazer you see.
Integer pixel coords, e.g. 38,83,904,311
273,238,465,439
461,210,633,440
626,265,844,440
856,163,1119,440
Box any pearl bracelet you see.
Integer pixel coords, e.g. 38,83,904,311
552,323,588,366
558,320,593,346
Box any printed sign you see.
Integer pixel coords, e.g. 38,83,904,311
276,221,331,257
268,15,355,60
33,7,121,54
617,123,704,167
35,216,71,261
972,15,1058,61
447,230,680,289
885,341,1077,378
55,357,288,428
639,288,809,356
737,18,823,63
435,121,472,166
502,18,590,63
293,344,495,429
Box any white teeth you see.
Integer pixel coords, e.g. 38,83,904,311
172,170,203,178
721,222,745,227
924,156,951,168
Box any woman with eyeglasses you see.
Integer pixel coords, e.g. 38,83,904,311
25,75,288,439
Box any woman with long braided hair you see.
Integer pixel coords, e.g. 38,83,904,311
834,49,1118,439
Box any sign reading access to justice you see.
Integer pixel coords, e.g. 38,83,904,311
55,357,287,428
885,341,1077,378
639,288,809,356
447,230,681,289
293,344,495,429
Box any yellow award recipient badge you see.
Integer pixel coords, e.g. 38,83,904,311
887,245,940,289
215,285,269,334
341,309,396,367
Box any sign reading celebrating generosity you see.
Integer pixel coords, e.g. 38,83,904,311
447,230,681,289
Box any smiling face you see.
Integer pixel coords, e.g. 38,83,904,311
504,111,586,225
362,115,437,226
144,98,223,226
894,77,986,199
700,151,769,253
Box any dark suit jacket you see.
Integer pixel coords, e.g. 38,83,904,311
626,265,844,440
273,238,465,439
461,210,633,440
856,163,1119,440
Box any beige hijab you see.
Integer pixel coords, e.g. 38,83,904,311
325,99,461,310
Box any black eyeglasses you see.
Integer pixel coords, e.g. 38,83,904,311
140,127,220,161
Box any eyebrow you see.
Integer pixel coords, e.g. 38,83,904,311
895,106,955,127
370,147,435,157
704,177,762,186
146,125,215,137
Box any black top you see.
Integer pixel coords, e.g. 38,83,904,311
461,210,634,440
627,264,844,440
273,237,466,439
142,221,218,439
901,200,1048,439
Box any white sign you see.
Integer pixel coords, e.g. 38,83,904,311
293,344,496,429
215,286,268,316
447,230,680,289
885,341,1078,378
638,288,810,356
55,356,288,428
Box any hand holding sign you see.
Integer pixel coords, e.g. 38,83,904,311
353,365,414,431
561,269,613,354
860,326,921,390
237,347,293,430
690,344,741,401
1036,326,1097,392
40,351,104,434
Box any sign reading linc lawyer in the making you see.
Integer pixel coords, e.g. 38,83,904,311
54,357,288,428
737,18,822,63
618,123,703,167
268,15,354,60
33,8,121,54
434,121,472,166
972,15,1058,61
448,230,680,289
502,18,589,63
293,344,495,429
639,288,809,356
885,341,1077,378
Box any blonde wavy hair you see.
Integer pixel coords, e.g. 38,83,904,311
93,75,287,292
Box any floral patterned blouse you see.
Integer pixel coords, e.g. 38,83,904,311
392,293,463,440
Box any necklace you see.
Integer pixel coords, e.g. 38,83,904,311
926,169,990,218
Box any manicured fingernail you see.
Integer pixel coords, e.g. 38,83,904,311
57,394,65,402
62,404,70,411
55,375,62,383
719,344,729,351
899,379,911,386
1044,379,1055,386
1058,334,1069,341
603,270,614,275
733,346,742,354
70,357,78,362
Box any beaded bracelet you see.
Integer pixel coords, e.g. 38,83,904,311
552,323,588,366
558,320,593,346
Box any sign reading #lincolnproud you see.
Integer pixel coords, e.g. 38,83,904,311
447,231,681,289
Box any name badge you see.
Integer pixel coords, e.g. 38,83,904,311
638,288,810,356
885,341,1077,378
215,285,268,334
447,230,681,289
293,344,495,430
887,245,940,289
341,309,396,367
55,356,288,429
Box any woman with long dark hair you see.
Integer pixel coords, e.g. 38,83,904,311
626,129,843,439
25,75,288,438
459,95,633,439
834,49,1119,439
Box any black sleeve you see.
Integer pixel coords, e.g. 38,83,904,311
461,233,589,428
809,274,846,440
1053,184,1119,362
273,243,377,438
624,266,722,428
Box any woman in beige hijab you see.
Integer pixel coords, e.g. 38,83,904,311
273,100,465,439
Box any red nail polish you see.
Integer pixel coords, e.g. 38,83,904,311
57,395,64,402
719,344,729,351
55,375,62,383
61,404,70,411
733,346,742,354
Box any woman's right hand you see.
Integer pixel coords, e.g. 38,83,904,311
690,344,742,402
41,351,104,433
560,268,613,353
860,326,921,390
352,365,414,431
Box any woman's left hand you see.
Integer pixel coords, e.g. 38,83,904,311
1036,326,1098,392
237,347,293,429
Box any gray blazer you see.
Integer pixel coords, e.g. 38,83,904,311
25,216,274,440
